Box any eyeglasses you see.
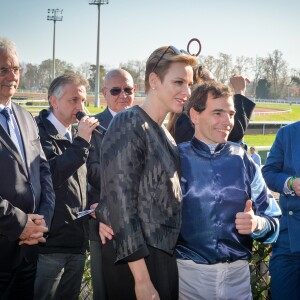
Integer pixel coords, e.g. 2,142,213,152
105,87,134,96
151,46,190,73
0,67,21,77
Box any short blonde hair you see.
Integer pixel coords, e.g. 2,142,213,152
144,46,197,93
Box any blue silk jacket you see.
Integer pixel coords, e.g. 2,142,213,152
176,138,281,264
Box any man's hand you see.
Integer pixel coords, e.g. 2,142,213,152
19,214,48,245
89,203,98,219
235,200,258,234
290,177,300,196
230,75,250,96
33,217,46,227
99,222,114,244
77,116,99,143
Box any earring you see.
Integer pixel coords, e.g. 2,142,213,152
151,86,155,90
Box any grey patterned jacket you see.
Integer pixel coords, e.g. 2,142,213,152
97,105,182,262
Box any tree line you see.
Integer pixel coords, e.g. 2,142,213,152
19,49,300,99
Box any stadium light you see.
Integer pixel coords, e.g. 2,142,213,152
89,0,109,107
47,9,63,80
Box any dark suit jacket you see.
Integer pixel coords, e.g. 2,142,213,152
87,107,113,241
262,121,300,253
0,102,55,270
95,106,114,128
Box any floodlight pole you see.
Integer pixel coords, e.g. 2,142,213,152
89,0,109,107
47,9,63,81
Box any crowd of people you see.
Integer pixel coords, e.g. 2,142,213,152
0,36,298,300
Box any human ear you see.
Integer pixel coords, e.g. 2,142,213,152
149,72,159,90
189,107,200,125
49,95,58,110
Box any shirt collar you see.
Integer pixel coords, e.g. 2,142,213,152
108,107,118,117
47,112,70,137
191,136,225,154
0,100,12,111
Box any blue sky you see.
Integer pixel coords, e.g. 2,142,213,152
1,0,300,75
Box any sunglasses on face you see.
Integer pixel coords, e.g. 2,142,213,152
151,46,190,73
105,87,134,96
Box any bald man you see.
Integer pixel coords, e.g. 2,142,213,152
87,69,136,300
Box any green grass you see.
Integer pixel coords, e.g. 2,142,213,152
243,134,276,147
253,103,300,122
245,102,300,147
86,105,105,115
24,107,41,112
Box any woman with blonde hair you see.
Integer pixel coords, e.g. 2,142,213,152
98,45,197,299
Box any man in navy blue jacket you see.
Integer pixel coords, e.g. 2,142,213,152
262,123,300,299
176,81,281,300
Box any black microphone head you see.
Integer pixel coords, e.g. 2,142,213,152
75,110,106,136
76,111,86,121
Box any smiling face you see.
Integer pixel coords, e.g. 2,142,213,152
0,51,20,105
191,93,235,144
154,62,194,115
50,83,86,128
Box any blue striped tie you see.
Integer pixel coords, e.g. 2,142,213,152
65,131,72,142
0,107,24,158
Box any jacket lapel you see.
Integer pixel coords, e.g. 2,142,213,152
99,107,113,128
0,122,28,174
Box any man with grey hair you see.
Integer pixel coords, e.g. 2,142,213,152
0,37,55,299
34,73,99,300
87,68,136,299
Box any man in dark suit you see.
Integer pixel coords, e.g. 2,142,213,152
0,38,55,299
87,68,136,299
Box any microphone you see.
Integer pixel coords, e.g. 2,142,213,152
76,111,107,136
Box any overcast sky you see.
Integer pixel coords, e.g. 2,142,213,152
1,0,299,76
